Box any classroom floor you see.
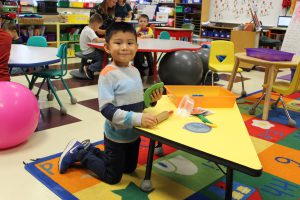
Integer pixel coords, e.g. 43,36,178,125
0,59,292,199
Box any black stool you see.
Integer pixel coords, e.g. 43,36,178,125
70,52,91,79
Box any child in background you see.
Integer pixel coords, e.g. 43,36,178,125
0,18,12,81
134,14,154,79
58,22,163,184
2,21,23,44
80,13,106,79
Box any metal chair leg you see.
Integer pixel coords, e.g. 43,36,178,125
47,79,66,114
279,95,296,127
239,72,247,97
203,70,211,85
61,78,77,104
36,78,46,98
248,92,266,115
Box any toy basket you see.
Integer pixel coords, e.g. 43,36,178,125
246,48,294,61
165,86,237,108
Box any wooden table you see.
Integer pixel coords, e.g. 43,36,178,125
227,52,300,120
134,95,262,200
154,27,193,42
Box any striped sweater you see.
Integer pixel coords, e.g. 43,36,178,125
98,64,144,143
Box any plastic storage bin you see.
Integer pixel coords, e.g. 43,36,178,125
175,6,183,13
165,85,237,108
60,33,68,41
246,48,294,61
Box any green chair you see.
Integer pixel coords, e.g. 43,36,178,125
182,23,195,41
157,31,171,62
182,23,195,30
159,31,170,40
29,43,77,114
27,36,48,47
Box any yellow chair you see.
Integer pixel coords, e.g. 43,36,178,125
203,40,246,96
249,62,300,127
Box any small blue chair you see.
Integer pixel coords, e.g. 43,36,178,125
27,36,48,47
29,43,77,114
159,31,170,40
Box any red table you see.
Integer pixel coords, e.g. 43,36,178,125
89,38,201,81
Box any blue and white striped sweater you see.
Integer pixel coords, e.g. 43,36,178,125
98,64,144,143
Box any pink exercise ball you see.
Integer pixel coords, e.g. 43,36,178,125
0,82,40,149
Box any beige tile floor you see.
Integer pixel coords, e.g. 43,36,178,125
0,59,292,200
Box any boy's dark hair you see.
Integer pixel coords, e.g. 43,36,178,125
138,14,149,22
105,22,137,43
2,20,17,31
89,13,103,24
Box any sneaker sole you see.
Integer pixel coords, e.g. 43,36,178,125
58,139,78,173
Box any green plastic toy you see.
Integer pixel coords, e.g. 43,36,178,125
144,82,164,108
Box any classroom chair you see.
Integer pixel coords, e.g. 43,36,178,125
27,36,48,47
249,62,300,127
29,43,77,115
182,23,195,41
159,31,170,40
259,35,281,50
157,31,171,64
203,40,246,97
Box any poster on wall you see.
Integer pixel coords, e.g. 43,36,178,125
209,0,284,26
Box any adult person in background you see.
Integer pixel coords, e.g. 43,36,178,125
115,0,132,21
85,0,117,78
90,0,117,36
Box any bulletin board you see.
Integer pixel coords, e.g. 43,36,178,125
209,0,285,26
281,2,300,56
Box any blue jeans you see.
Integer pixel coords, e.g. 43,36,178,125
84,49,105,72
78,136,141,184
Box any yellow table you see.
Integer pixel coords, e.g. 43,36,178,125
227,52,300,120
134,95,262,200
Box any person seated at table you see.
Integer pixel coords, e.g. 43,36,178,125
58,22,163,184
0,18,12,81
134,14,154,79
115,0,132,21
2,21,23,44
80,14,105,79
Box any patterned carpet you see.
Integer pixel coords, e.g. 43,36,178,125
24,87,300,200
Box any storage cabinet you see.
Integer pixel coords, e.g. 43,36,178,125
19,22,87,57
155,0,209,36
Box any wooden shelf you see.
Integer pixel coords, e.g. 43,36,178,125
60,41,79,43
201,36,230,40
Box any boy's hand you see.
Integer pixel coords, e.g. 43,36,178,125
151,88,163,102
141,113,157,128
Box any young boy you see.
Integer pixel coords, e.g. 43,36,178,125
80,13,106,79
2,21,23,44
134,14,154,78
0,18,12,81
58,22,163,184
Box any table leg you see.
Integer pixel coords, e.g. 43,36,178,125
140,139,155,192
153,52,157,82
225,168,234,200
227,58,240,91
262,65,276,120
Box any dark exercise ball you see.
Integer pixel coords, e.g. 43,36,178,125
195,48,210,76
158,50,203,85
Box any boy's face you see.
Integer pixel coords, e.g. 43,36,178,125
104,31,138,67
138,17,148,29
